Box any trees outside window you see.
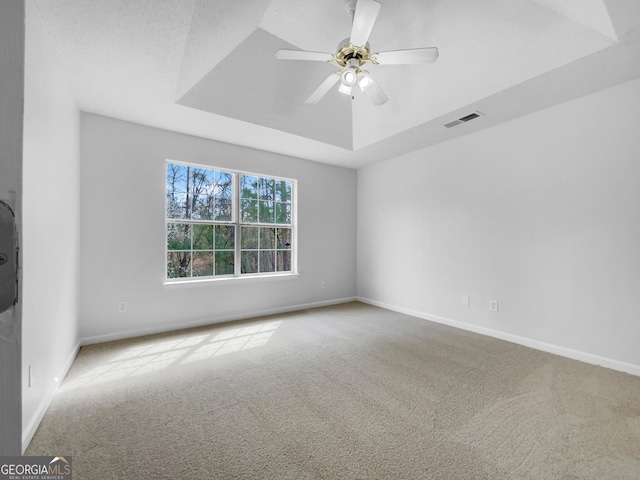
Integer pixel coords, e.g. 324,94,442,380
166,162,294,279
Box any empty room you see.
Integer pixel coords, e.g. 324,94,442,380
2,0,640,478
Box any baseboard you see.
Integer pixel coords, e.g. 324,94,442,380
357,297,640,377
80,297,358,346
22,340,81,453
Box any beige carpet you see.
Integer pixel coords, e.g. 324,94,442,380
26,302,640,479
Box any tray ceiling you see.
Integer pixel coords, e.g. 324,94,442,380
32,0,640,168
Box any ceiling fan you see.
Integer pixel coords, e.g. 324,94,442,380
275,0,439,106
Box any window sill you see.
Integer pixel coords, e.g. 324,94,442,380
163,273,300,288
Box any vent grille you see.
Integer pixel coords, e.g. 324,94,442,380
444,111,483,128
459,113,480,122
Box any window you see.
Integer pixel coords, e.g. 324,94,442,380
166,162,294,280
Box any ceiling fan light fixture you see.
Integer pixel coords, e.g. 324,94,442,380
341,68,357,87
338,82,353,95
357,71,373,91
340,57,359,88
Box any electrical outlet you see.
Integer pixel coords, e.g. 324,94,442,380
28,365,34,388
461,295,470,307
117,301,127,313
321,281,327,290
489,300,499,312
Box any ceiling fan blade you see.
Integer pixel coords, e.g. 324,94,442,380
365,74,388,106
374,47,439,65
305,72,340,104
275,50,334,62
350,0,381,47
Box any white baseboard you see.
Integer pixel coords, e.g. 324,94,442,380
22,340,81,453
80,297,358,346
29,295,636,454
357,297,640,377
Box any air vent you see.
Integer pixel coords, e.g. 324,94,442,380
444,111,484,128
459,113,480,122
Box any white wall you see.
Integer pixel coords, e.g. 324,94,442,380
22,0,81,450
80,114,357,342
0,0,24,456
358,77,640,373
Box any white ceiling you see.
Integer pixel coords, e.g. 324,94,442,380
32,0,640,169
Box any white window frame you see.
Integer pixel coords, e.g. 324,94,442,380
164,160,297,283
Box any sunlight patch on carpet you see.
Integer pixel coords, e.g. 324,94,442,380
181,321,281,364
61,321,281,391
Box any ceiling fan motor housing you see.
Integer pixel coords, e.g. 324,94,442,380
335,39,371,67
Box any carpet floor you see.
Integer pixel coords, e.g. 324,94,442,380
26,302,640,479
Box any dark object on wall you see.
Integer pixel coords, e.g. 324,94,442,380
0,201,18,313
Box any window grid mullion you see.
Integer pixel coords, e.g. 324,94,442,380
234,173,241,277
